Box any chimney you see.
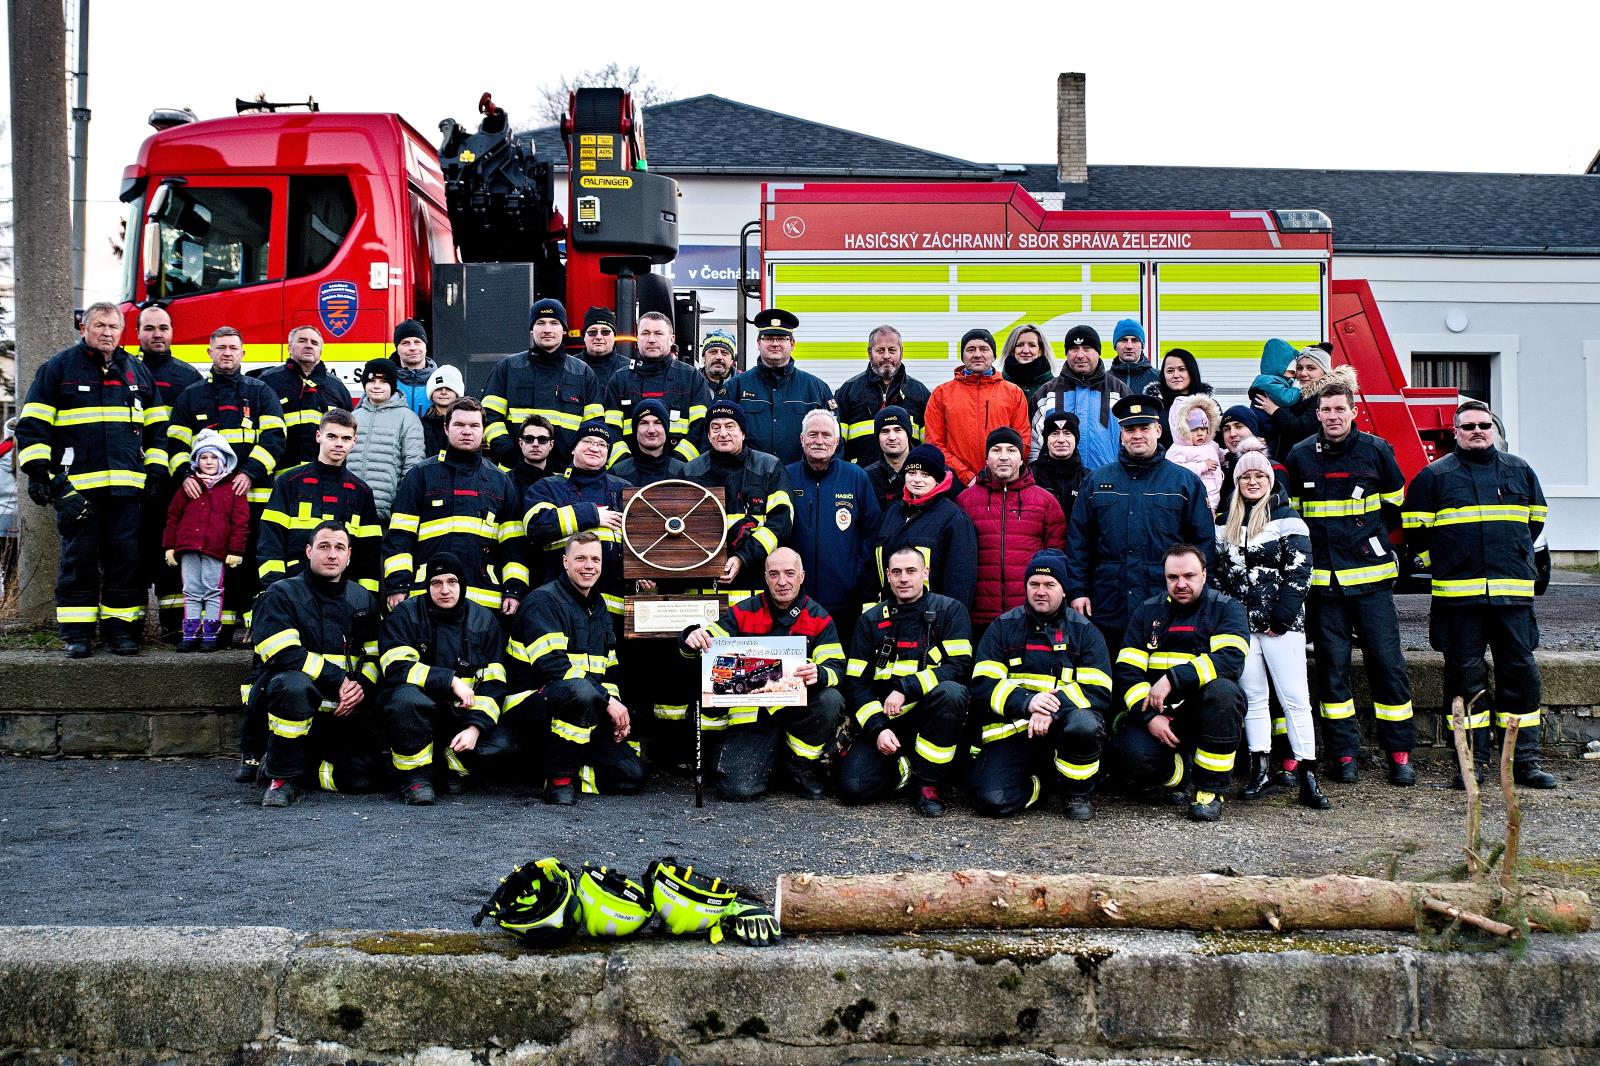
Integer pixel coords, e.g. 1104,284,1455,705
1057,72,1088,199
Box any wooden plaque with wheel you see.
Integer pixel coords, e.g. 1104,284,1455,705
621,480,728,638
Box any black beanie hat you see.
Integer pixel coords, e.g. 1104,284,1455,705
393,319,428,347
959,327,996,354
985,426,1024,453
583,306,617,331
875,405,911,435
1064,324,1101,353
1042,409,1081,440
1025,549,1070,589
904,443,947,482
707,398,748,433
574,418,612,447
424,551,467,585
360,358,399,387
528,298,568,329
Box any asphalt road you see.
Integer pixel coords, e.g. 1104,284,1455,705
3,754,1597,931
1395,571,1600,652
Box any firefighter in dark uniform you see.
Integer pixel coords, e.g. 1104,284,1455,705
1107,543,1250,822
1403,399,1555,789
482,298,604,468
256,409,382,594
724,308,835,467
611,399,689,486
256,326,353,466
1284,379,1416,786
838,546,973,817
167,326,287,639
383,397,530,616
683,399,795,606
699,329,738,401
787,408,881,638
504,532,646,805
863,406,915,510
133,303,201,643
254,521,384,807
834,325,932,467
524,419,630,619
679,547,846,802
578,306,630,394
603,311,712,466
969,551,1113,821
16,302,168,656
379,552,510,805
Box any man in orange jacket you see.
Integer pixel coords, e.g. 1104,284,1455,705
924,328,1031,486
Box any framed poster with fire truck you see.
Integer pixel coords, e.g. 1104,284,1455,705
700,637,808,708
620,480,728,639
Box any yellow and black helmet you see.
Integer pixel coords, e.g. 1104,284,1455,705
576,864,654,938
472,858,580,947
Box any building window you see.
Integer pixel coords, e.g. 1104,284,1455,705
1412,352,1492,407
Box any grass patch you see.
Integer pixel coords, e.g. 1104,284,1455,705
0,629,64,651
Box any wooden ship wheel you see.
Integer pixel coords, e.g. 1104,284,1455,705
620,480,727,579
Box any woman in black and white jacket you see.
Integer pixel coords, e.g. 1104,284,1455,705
1212,438,1330,809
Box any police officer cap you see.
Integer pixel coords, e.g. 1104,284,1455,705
875,405,911,435
1112,393,1163,427
754,308,799,338
707,398,748,432
529,298,568,329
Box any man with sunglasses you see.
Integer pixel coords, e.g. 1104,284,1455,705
1403,400,1554,789
509,415,559,502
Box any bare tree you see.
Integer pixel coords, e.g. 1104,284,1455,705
528,65,674,128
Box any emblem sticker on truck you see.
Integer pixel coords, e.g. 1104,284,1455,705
318,281,359,338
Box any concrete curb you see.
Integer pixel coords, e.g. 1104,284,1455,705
5,648,1600,758
3,926,1598,1063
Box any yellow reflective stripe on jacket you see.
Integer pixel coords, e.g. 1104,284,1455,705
1310,559,1399,588
256,628,300,660
1123,681,1151,709
67,469,149,491
1116,647,1150,670
51,405,143,426
418,515,498,539
1299,496,1385,519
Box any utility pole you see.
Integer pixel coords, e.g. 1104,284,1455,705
68,0,90,309
8,0,75,627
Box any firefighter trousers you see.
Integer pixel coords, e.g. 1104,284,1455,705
56,492,143,641
525,679,646,793
139,479,185,640
1108,679,1244,796
714,688,843,802
259,672,386,790
220,501,266,638
381,687,487,785
1311,589,1416,758
1431,604,1543,766
836,681,968,804
969,706,1106,816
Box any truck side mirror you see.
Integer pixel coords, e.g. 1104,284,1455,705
141,220,161,287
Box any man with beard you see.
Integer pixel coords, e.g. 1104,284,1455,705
611,399,689,487
1105,319,1158,396
699,329,738,400
834,325,931,467
862,406,915,511
257,326,352,465
579,306,629,393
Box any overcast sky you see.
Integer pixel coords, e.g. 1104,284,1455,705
4,0,1595,302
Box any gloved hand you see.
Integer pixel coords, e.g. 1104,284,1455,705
142,475,166,502
165,550,178,567
644,858,738,940
225,555,243,568
47,475,91,525
718,896,781,947
27,477,52,508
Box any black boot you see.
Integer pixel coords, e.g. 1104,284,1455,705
234,755,262,784
1272,759,1296,789
1240,752,1278,800
1387,754,1416,787
1188,790,1223,822
915,785,947,818
1450,763,1488,790
544,777,578,806
1062,794,1093,822
1331,757,1359,784
1296,760,1332,809
1514,763,1558,790
402,780,436,806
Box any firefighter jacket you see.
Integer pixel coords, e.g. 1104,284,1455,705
505,575,620,708
612,450,688,487
970,603,1113,743
603,355,712,465
867,473,978,607
679,592,846,726
137,347,202,409
253,570,381,703
834,365,931,467
1284,429,1406,595
864,458,904,511
582,349,630,396
383,448,530,607
1114,588,1249,724
524,465,631,616
508,459,555,504
844,591,973,738
683,446,794,581
1065,448,1214,634
726,359,835,467
167,370,286,504
786,457,881,613
16,341,169,494
257,461,383,592
379,593,508,734
1402,445,1547,605
956,468,1068,625
482,347,604,467
256,360,353,465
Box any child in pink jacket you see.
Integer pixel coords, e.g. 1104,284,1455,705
1167,394,1225,510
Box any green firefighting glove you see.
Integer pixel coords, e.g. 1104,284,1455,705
718,896,781,947
644,858,739,941
472,858,579,947
575,863,654,938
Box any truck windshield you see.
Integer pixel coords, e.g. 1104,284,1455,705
149,186,273,299
713,656,737,669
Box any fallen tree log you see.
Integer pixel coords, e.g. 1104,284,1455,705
774,870,1591,935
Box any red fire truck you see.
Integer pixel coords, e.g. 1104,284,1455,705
114,90,1455,472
